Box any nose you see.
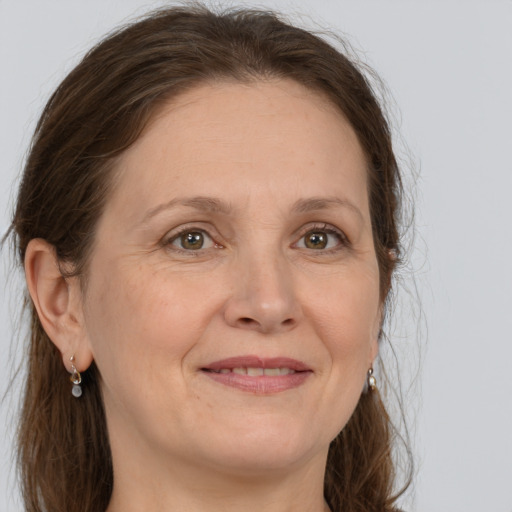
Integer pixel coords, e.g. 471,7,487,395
223,252,302,334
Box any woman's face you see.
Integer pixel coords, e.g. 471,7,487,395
79,80,381,476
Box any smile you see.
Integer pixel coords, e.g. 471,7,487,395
200,356,312,394
208,367,296,376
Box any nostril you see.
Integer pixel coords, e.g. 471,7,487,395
237,317,295,330
236,317,262,330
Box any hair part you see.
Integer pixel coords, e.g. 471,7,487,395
9,5,408,511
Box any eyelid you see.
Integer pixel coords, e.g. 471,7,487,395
293,222,350,251
162,223,223,253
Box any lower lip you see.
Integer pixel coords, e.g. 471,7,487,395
202,370,312,394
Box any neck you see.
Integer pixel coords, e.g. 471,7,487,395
106,443,330,512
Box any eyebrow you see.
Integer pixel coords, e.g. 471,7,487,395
142,196,232,223
291,197,364,222
142,195,364,224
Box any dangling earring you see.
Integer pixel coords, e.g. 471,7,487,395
69,355,82,398
367,367,377,392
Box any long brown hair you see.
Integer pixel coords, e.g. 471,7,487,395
8,5,410,512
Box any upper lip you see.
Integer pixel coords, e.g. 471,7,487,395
202,355,312,372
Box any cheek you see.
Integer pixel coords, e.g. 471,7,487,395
83,266,165,383
83,260,223,383
304,266,380,356
302,264,380,427
82,265,205,436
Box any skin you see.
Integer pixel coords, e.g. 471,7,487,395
25,79,381,512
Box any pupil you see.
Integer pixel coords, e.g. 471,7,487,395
306,232,327,249
181,232,204,250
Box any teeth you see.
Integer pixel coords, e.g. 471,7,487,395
247,367,264,376
214,367,297,376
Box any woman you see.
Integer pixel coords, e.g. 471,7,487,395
8,5,410,512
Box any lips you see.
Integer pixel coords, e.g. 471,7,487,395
202,356,311,372
200,356,312,394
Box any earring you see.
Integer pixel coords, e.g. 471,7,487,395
69,355,82,398
367,367,377,392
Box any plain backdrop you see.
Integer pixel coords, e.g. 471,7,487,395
1,1,511,511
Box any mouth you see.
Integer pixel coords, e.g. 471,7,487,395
200,356,312,394
206,367,297,376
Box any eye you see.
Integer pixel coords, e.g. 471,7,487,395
295,226,347,251
169,230,215,251
303,231,329,250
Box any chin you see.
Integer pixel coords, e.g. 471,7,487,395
204,444,318,477
187,419,332,477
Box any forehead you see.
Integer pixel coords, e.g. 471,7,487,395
106,79,369,223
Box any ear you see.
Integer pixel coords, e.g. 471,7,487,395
24,238,93,373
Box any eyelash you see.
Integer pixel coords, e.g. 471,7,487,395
164,225,221,255
163,223,350,255
293,223,350,254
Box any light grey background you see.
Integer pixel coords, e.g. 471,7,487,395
1,1,511,511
